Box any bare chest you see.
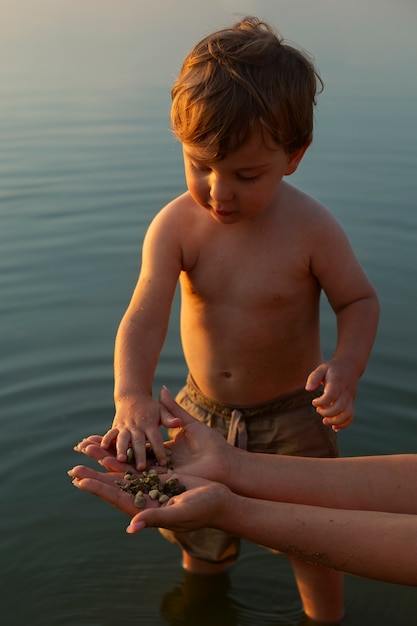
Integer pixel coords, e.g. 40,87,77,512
181,231,313,308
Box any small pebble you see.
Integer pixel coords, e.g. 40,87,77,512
116,446,186,507
134,493,146,509
126,447,135,464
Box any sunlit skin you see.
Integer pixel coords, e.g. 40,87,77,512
98,129,379,621
69,388,417,587
182,134,307,224
101,130,379,466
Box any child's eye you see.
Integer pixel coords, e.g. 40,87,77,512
237,173,260,184
190,162,210,173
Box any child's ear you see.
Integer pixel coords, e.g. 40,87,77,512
285,142,311,175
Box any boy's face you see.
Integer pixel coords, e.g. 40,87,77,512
182,130,307,225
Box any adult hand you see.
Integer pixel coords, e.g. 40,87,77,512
127,478,230,534
68,464,161,516
157,386,232,484
68,463,229,535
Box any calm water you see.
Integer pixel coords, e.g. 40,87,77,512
2,6,417,625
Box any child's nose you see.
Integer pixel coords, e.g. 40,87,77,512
209,174,233,203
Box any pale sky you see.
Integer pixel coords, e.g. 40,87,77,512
1,0,416,94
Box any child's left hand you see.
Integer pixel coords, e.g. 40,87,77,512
305,358,359,431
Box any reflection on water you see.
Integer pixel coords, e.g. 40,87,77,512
1,3,417,624
160,571,239,626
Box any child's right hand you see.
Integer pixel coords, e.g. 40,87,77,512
101,398,167,470
74,387,232,486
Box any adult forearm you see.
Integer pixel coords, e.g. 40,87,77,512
219,493,417,585
227,450,417,515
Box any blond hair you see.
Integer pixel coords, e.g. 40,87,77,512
171,17,322,159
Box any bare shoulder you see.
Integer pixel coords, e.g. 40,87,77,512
278,183,362,283
149,192,196,228
281,182,348,242
281,184,376,303
144,192,202,270
282,182,339,224
144,192,196,240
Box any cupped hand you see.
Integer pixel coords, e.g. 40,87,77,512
158,386,232,484
74,386,233,485
75,435,140,472
68,464,161,516
68,463,230,537
127,476,230,535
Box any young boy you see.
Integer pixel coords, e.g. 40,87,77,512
101,17,379,623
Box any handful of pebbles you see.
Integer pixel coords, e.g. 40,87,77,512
117,447,186,509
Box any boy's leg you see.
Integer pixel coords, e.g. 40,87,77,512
289,557,344,624
183,551,234,575
160,559,237,624
244,390,342,622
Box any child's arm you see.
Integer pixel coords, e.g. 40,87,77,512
306,295,379,430
101,206,183,469
305,209,380,430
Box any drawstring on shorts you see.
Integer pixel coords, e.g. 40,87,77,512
227,409,248,449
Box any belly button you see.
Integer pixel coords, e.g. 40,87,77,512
221,371,232,378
